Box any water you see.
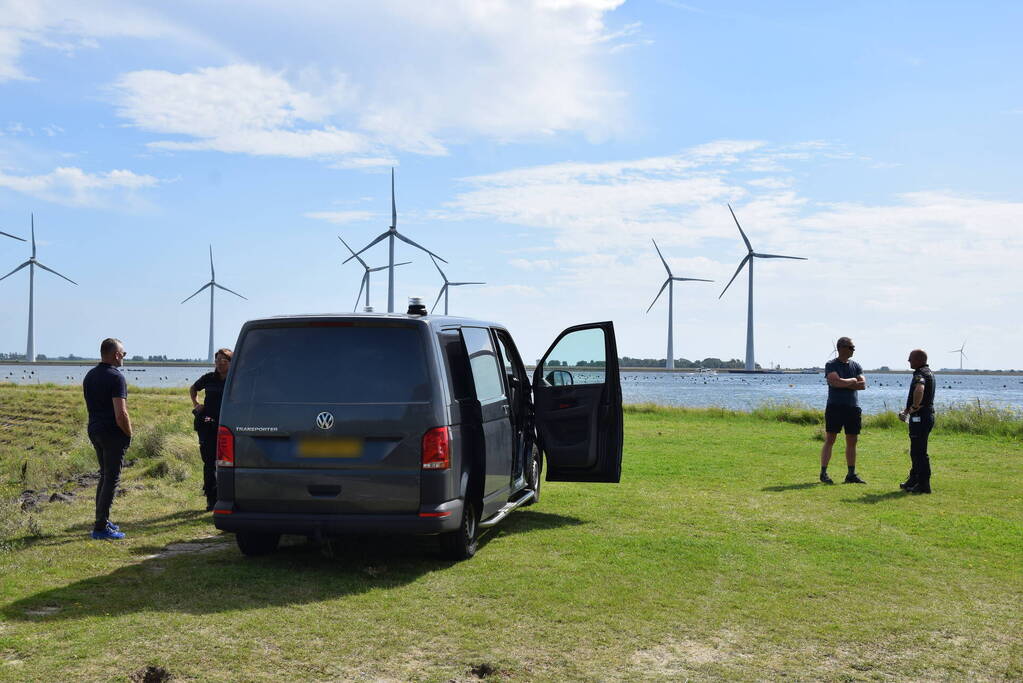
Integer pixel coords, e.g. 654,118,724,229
3,364,1021,414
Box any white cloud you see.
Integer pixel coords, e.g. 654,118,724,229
0,166,160,206
105,1,630,162
0,0,220,82
304,210,375,225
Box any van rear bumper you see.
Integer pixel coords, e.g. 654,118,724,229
212,498,463,536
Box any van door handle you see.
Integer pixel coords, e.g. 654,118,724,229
502,404,510,415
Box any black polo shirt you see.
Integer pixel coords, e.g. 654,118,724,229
83,362,128,432
906,365,936,412
825,359,863,408
191,371,227,422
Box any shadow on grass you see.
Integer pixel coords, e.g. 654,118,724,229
6,509,208,551
843,490,908,504
3,510,584,621
761,482,820,492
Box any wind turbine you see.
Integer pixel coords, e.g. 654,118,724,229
0,214,77,362
343,168,446,313
430,254,484,315
719,204,806,372
338,236,411,311
949,340,967,370
181,245,247,363
646,239,712,370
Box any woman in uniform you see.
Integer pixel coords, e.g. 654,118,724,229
189,348,231,510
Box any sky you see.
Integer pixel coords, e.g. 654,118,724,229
0,0,1020,370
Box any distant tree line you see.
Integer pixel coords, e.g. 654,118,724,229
619,356,757,369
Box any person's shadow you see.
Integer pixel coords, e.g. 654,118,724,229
4,510,584,622
761,483,819,492
843,490,908,504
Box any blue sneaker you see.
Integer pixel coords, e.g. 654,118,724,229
91,528,126,540
106,521,120,532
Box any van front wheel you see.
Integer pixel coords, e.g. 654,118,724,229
524,444,542,506
236,532,280,556
440,501,478,560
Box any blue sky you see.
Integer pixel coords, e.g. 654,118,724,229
1,0,1020,370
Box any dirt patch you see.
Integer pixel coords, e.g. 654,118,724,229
470,662,498,678
631,634,746,677
130,665,172,682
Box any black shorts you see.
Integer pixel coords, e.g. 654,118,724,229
825,405,862,435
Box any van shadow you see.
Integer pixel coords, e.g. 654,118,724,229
761,483,820,492
4,510,585,622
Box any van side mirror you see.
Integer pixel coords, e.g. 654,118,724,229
544,370,574,386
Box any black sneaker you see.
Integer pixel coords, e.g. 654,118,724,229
820,472,834,484
899,480,916,490
844,473,867,484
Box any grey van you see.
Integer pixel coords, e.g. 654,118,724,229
212,309,622,559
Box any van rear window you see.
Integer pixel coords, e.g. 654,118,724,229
229,325,431,404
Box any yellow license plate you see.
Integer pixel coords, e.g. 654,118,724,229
297,438,363,458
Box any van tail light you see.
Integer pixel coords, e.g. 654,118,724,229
421,427,451,470
216,426,235,467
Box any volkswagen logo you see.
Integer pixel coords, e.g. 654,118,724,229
315,412,334,430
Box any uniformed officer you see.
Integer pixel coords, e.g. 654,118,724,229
189,348,232,510
898,349,936,493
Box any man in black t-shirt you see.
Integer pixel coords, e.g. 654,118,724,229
820,336,867,484
82,337,132,540
898,349,936,493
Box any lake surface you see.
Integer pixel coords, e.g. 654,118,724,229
3,364,1021,414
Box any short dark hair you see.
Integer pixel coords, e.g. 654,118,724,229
837,336,853,349
911,349,928,364
214,348,233,361
100,338,122,357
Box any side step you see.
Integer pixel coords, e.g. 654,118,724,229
479,489,536,528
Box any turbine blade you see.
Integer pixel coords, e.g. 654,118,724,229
718,254,751,299
214,282,248,300
354,273,367,311
754,252,807,260
449,282,485,286
209,245,215,280
368,261,411,273
394,231,447,263
430,253,448,282
727,204,753,253
646,279,669,313
652,239,672,275
338,235,368,269
672,277,713,282
431,285,446,313
181,282,212,303
962,352,968,359
0,260,31,282
0,230,25,242
343,231,389,263
33,261,78,285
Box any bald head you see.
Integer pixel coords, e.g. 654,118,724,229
909,349,928,369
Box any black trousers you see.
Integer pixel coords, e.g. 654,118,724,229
197,423,218,505
908,411,935,488
89,427,130,532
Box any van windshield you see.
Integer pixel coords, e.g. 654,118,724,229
229,324,431,404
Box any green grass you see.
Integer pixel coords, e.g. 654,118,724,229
1,388,1021,680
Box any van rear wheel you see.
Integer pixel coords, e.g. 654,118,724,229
236,532,280,557
440,501,478,560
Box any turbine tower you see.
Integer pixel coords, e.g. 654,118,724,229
430,254,484,315
338,235,410,311
181,245,247,363
344,168,446,313
949,340,967,370
719,204,806,371
645,239,712,370
0,214,77,362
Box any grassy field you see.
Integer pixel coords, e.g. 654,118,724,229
0,385,1021,681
